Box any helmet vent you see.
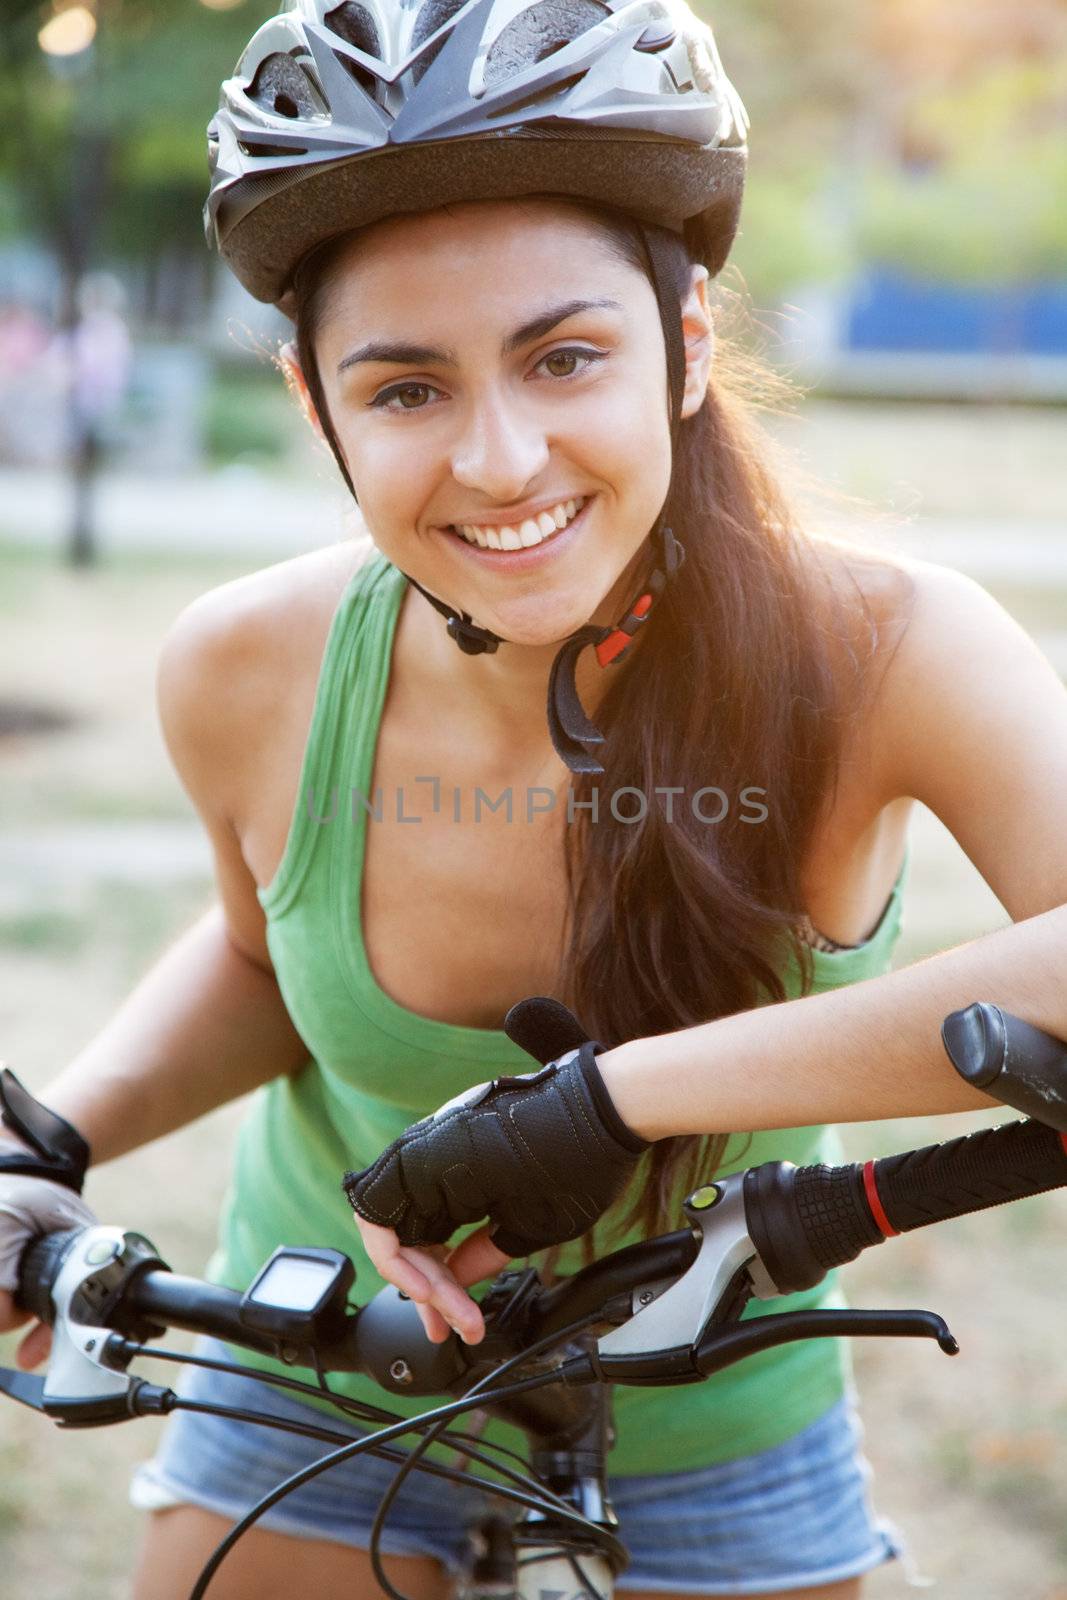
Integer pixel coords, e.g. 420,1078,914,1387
247,53,325,120
484,0,609,88
410,0,470,84
237,139,309,159
325,3,383,96
636,23,676,53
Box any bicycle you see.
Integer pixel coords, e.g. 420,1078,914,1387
3,998,1067,1600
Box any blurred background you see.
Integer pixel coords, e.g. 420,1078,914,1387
0,1,1065,1595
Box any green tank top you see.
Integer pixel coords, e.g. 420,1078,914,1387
208,549,910,1476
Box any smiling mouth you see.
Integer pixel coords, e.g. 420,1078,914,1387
446,496,588,552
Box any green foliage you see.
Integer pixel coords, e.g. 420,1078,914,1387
202,369,290,464
730,163,858,306
0,909,86,955
0,1,261,265
855,60,1067,285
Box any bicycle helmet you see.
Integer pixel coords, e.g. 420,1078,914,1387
204,0,749,773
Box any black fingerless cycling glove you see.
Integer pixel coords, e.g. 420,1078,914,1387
341,1036,650,1257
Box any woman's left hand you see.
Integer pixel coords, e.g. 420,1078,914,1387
350,1214,509,1344
342,1034,650,1344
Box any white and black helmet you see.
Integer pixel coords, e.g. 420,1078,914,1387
205,0,749,309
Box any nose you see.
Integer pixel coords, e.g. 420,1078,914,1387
449,385,550,503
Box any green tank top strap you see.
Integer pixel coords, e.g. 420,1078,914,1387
258,548,404,923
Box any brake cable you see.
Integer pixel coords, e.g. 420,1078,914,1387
365,1312,609,1600
188,1366,626,1600
117,1335,536,1479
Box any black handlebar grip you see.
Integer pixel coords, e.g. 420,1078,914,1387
744,1161,886,1295
15,1227,85,1325
942,1004,1067,1133
871,1118,1067,1235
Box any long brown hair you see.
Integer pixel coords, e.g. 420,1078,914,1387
288,201,914,1256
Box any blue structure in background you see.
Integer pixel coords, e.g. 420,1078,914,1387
847,267,1067,356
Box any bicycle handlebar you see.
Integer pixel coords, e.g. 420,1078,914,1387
15,1110,1067,1404
10,1001,1067,1407
6,1003,1067,1600
745,1116,1067,1295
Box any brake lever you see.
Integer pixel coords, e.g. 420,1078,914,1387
3,1226,171,1427
566,1175,777,1385
695,1307,959,1378
554,1176,961,1389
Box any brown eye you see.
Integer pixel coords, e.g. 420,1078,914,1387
372,381,437,412
543,351,580,378
395,384,429,409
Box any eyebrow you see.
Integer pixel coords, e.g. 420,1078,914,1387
336,297,624,375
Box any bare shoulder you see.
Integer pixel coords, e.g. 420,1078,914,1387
157,539,369,823
816,536,921,653
830,545,1060,813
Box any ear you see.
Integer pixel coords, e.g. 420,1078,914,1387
278,339,329,447
679,265,714,420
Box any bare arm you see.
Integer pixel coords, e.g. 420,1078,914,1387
599,904,1067,1139
28,577,311,1162
39,902,308,1163
0,578,316,1363
600,562,1067,1139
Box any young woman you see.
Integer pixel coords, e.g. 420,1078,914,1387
2,2,1066,1596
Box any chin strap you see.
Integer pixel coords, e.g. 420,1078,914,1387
394,573,503,657
398,520,685,775
542,522,685,773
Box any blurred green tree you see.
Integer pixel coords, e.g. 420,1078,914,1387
0,1,262,561
704,0,1067,297
854,59,1067,284
0,0,260,311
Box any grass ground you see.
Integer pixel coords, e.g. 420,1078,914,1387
0,402,1064,1597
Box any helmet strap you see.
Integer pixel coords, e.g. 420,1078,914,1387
397,574,502,655
545,521,685,773
543,223,688,774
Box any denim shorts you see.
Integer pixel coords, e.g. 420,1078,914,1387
130,1338,921,1595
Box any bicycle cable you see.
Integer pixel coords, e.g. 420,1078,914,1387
187,1368,623,1600
367,1313,613,1600
168,1395,568,1516
120,1343,567,1555
120,1339,538,1482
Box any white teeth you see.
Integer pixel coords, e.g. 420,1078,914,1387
451,496,586,551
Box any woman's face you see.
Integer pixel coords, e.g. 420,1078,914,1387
304,198,711,649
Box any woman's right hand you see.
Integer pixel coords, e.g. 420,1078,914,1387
0,1142,98,1370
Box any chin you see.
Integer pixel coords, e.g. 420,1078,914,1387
482,589,613,648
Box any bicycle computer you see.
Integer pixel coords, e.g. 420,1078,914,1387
239,1247,353,1343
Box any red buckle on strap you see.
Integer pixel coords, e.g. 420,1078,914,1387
595,593,653,668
